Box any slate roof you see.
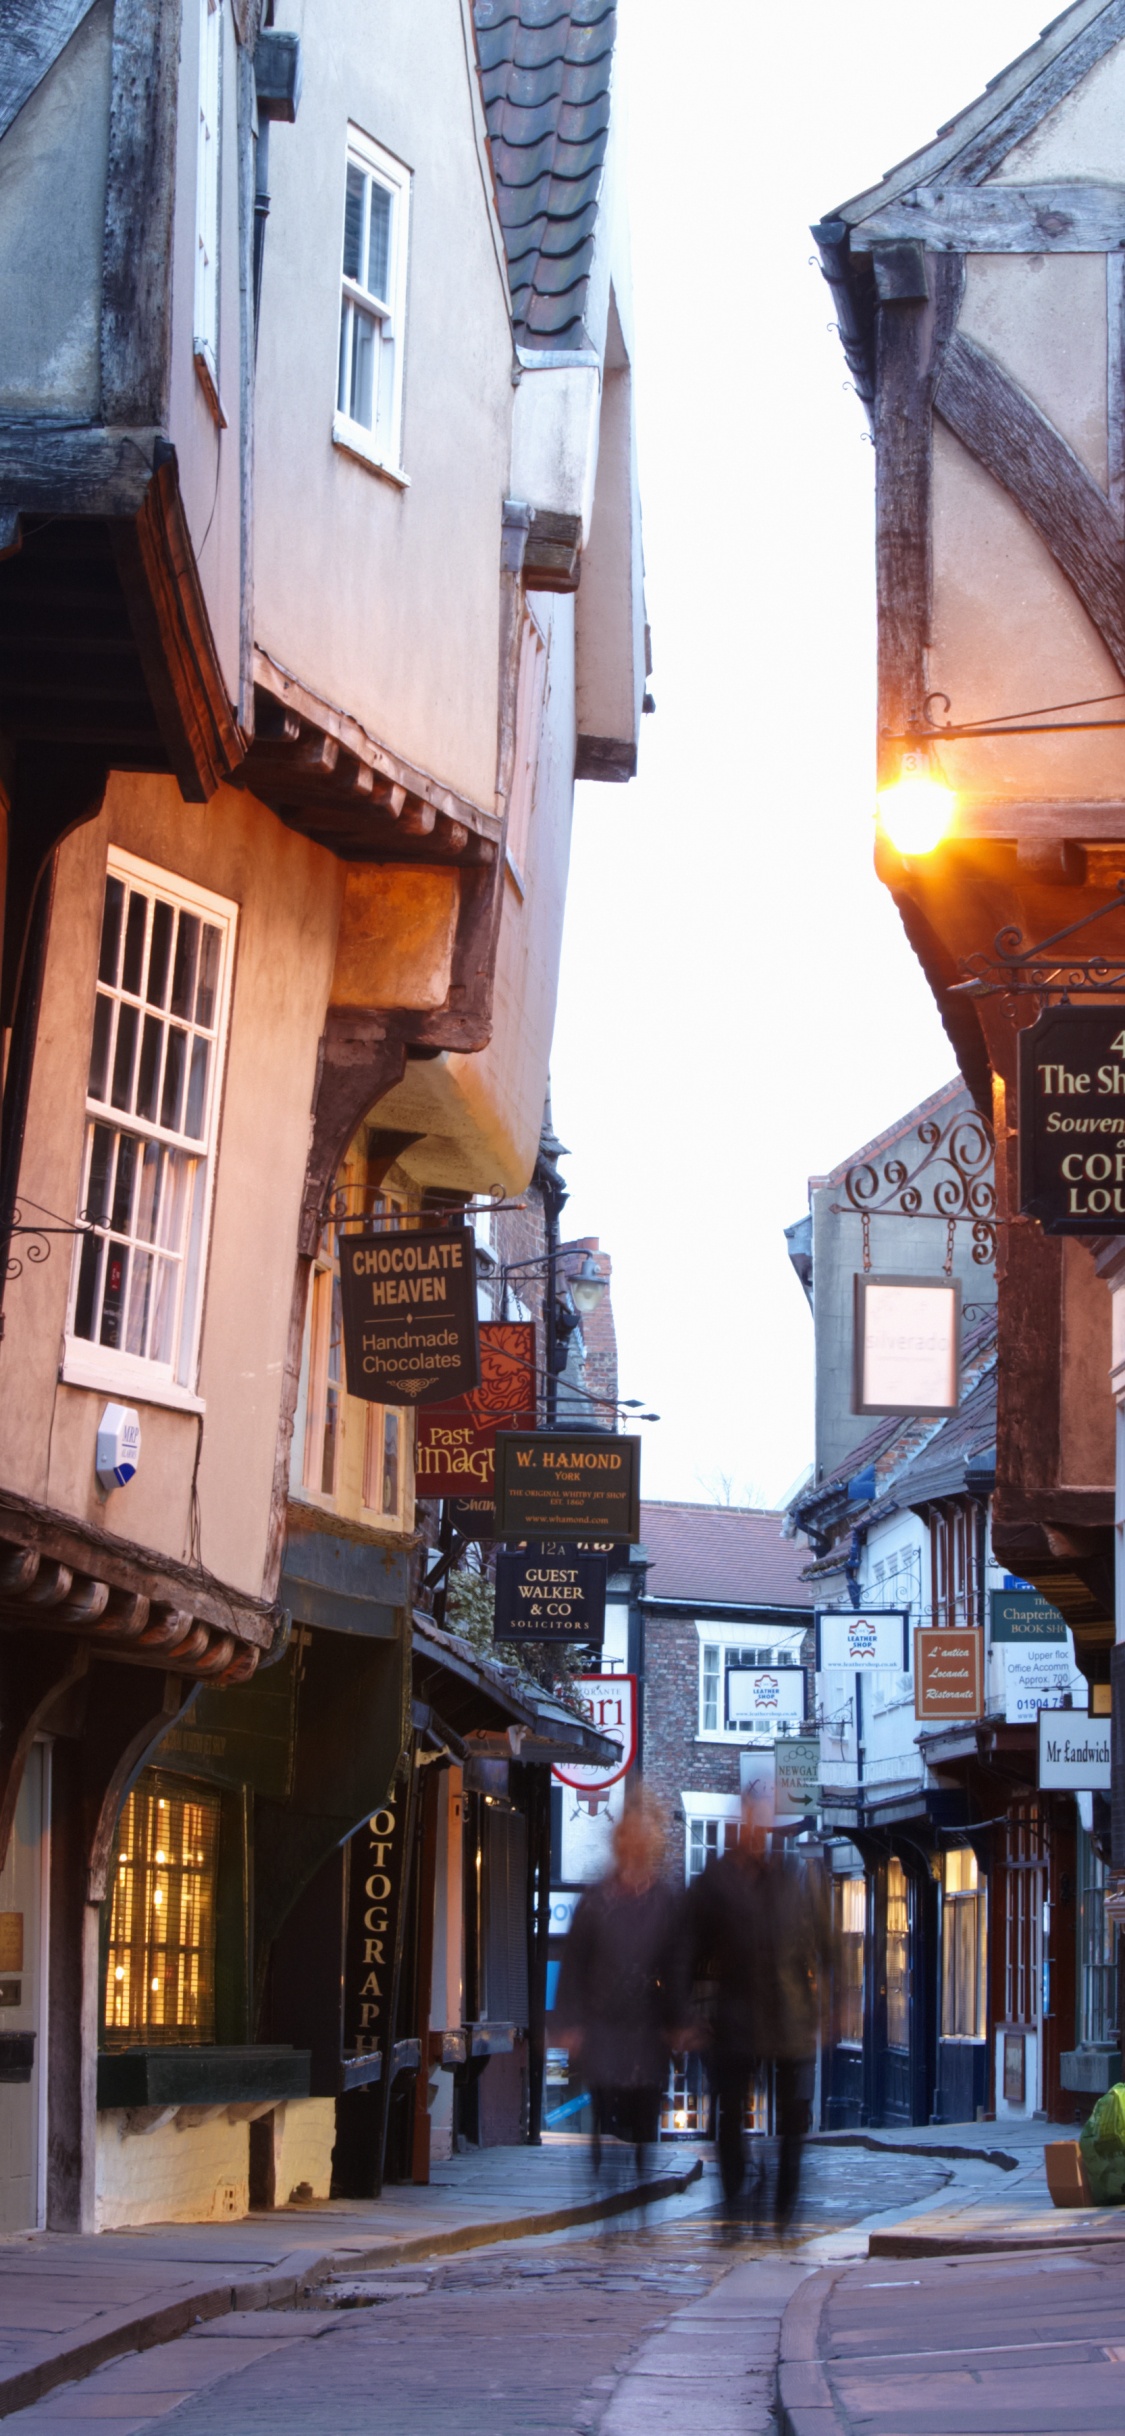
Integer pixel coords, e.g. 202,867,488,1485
891,1363,997,1505
639,1503,815,1611
472,0,616,350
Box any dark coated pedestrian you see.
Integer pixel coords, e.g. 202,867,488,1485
554,1792,680,2178
684,1782,832,2234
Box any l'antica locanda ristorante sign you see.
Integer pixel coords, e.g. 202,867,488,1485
338,1223,480,1405
1019,1007,1125,1231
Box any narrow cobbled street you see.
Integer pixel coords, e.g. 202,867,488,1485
0,2144,949,2435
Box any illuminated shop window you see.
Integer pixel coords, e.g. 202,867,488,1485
104,1773,220,2046
941,1845,987,2040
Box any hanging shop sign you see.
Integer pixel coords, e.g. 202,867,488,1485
1038,1710,1111,1790
338,1223,480,1406
774,1735,820,1821
414,1321,536,1525
816,1610,909,1671
914,1627,984,1722
493,1548,607,1644
989,1588,1067,1643
726,1664,806,1725
1019,1006,1125,1233
853,1274,961,1416
493,1431,641,1543
552,1673,637,1796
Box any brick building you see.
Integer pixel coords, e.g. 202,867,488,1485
636,1503,816,1884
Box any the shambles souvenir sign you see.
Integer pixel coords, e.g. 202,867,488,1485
1019,1007,1125,1233
493,1431,640,1543
914,1627,984,1722
853,1274,960,1416
338,1224,480,1406
414,1321,536,1527
493,1548,607,1645
816,1610,908,1671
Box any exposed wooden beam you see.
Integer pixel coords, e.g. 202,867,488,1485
936,332,1125,678
101,0,179,424
854,182,1125,253
0,425,158,516
110,454,243,800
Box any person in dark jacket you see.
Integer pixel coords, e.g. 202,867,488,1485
555,1792,680,2175
684,1784,832,2232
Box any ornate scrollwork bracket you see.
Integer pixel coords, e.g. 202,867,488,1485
831,1107,996,1269
951,881,1125,1019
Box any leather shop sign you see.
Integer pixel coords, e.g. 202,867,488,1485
338,1224,480,1405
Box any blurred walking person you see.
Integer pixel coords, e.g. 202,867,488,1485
555,1792,679,2177
684,1783,832,2234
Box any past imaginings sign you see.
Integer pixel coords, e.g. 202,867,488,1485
493,1432,641,1543
414,1322,536,1525
493,1547,607,1645
338,1224,480,1406
1019,1007,1125,1232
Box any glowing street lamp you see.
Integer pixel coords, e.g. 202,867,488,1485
876,747,957,856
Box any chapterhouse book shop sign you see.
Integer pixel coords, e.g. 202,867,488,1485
493,1432,641,1543
339,1224,480,1405
1019,1007,1125,1232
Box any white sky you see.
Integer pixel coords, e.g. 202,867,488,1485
550,0,1051,1507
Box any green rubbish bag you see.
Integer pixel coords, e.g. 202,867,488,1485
1079,2083,1125,2205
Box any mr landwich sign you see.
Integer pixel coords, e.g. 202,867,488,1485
338,1224,480,1405
1019,1008,1125,1232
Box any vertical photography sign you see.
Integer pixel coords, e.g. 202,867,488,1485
338,1223,480,1405
414,1320,536,1532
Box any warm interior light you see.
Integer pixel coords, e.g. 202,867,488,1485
876,751,957,855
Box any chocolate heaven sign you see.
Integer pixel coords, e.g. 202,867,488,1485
493,1432,641,1542
1019,1007,1125,1232
414,1322,536,1520
338,1224,480,1406
493,1548,607,1644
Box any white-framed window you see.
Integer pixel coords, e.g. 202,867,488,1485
333,126,410,477
695,1620,807,1740
193,0,223,419
681,1793,741,1885
301,1187,411,1527
941,1845,987,2039
67,852,236,1403
506,610,549,892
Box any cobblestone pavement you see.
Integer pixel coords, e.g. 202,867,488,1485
0,2144,951,2435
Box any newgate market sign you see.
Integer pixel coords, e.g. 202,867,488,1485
338,1224,480,1405
1019,1007,1125,1231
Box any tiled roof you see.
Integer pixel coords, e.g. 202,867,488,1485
472,0,615,350
639,1502,815,1611
891,1364,997,1505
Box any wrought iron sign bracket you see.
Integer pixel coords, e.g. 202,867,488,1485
830,1105,996,1269
952,882,1125,1016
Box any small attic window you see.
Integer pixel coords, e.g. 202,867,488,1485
333,127,411,481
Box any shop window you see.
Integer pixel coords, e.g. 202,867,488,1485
941,1846,986,2039
1078,1826,1118,2046
885,1858,910,2049
104,1773,220,2046
1002,1800,1045,2030
70,854,236,1395
835,1874,865,2045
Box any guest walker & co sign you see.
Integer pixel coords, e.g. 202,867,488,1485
1019,1007,1125,1231
338,1223,480,1405
492,1548,607,1644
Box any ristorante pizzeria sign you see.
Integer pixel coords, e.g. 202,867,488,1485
1019,1007,1125,1232
338,1224,480,1405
